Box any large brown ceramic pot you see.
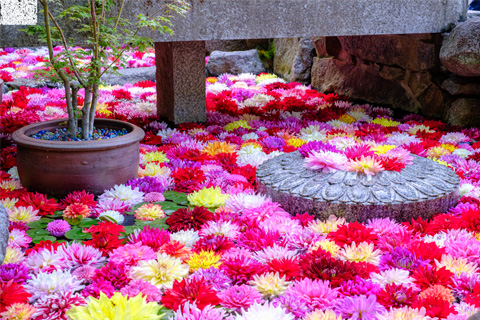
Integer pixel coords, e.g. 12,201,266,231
12,119,145,197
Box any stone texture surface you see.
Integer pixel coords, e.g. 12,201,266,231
447,98,480,127
206,49,266,76
274,38,315,83
0,0,467,47
206,40,249,55
0,205,8,264
442,76,480,95
440,18,480,77
256,152,460,222
101,67,156,86
155,41,206,124
338,35,436,71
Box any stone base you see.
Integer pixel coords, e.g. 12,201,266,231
155,41,206,124
256,152,460,223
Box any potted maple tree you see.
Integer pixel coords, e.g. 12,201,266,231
12,0,189,196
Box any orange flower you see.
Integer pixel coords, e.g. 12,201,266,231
63,203,90,219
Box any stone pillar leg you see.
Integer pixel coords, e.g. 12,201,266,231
154,41,206,124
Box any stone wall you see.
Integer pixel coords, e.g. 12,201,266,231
274,19,480,127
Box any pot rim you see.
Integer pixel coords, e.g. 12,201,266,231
12,119,145,151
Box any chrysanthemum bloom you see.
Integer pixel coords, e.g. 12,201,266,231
249,272,290,298
97,184,145,207
159,240,192,262
66,292,163,320
338,241,382,265
17,192,61,216
142,151,169,164
235,301,294,320
93,262,131,290
436,254,478,276
187,187,229,208
376,283,418,308
56,243,106,270
0,302,35,320
418,284,455,303
130,252,189,289
217,284,262,312
173,302,229,320
109,242,156,267
303,309,342,320
161,277,221,311
128,225,170,251
25,248,62,274
336,295,386,319
0,280,32,313
25,270,85,301
97,210,124,224
202,141,236,156
0,179,22,191
370,268,413,288
144,192,166,202
187,251,222,271
46,219,71,237
339,276,381,297
378,247,428,272
134,203,165,221
307,215,346,235
191,267,232,292
199,220,240,239
304,150,348,173
327,221,378,246
72,266,97,284
376,306,429,320
120,280,162,303
310,240,340,257
345,155,384,176
8,206,40,223
63,203,90,220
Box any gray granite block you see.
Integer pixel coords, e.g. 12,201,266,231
256,151,460,222
0,205,8,264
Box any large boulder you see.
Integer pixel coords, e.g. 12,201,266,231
205,40,249,55
0,205,8,264
206,49,266,76
447,98,480,127
274,37,315,84
440,18,480,77
101,66,156,86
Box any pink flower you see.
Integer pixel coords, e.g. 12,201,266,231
345,155,384,176
120,280,162,302
109,242,156,267
304,150,349,173
217,285,263,312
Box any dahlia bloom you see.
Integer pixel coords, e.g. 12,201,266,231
109,242,156,266
120,280,162,303
303,310,342,320
370,268,413,288
235,301,294,320
56,243,106,270
249,272,290,298
134,203,165,221
98,184,145,207
338,241,382,265
187,251,222,271
0,280,32,313
187,186,230,208
304,150,348,173
66,292,162,320
345,155,384,176
3,247,25,264
161,277,221,311
8,206,40,223
7,229,31,249
46,219,71,237
25,248,62,274
63,203,90,220
173,302,229,320
97,210,124,224
25,270,84,301
130,252,189,289
32,292,86,320
0,303,36,320
0,263,30,283
336,295,386,319
191,267,232,291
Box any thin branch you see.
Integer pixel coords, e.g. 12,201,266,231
114,0,125,29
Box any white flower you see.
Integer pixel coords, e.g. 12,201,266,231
225,192,269,213
25,249,62,274
371,268,413,288
459,183,475,197
453,148,473,159
25,270,85,301
156,127,177,139
7,167,19,179
242,132,259,141
423,232,447,248
338,241,382,265
254,244,297,263
206,82,229,94
237,145,270,166
170,229,200,248
199,220,240,239
98,210,125,224
235,302,294,320
98,184,144,207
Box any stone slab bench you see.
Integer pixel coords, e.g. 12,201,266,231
122,0,468,123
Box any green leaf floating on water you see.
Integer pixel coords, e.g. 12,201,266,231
163,191,189,206
64,228,92,240
32,235,57,243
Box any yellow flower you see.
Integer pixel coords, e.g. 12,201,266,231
224,120,251,131
241,141,263,149
3,246,24,264
370,118,400,127
134,204,165,221
142,163,171,178
304,309,342,320
130,252,189,289
250,272,290,298
186,251,221,271
428,158,450,167
408,124,434,135
206,77,218,83
202,141,236,156
255,73,278,84
338,241,382,265
436,254,478,276
307,215,345,235
439,143,456,152
427,147,451,159
143,151,169,164
374,145,396,154
8,206,40,223
0,198,18,210
310,240,340,257
338,114,356,124
1,303,36,320
187,187,229,208
66,292,163,320
95,103,112,116
287,137,306,148
0,179,22,191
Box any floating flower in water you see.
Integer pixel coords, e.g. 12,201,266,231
8,206,40,224
249,272,290,298
186,251,222,271
134,203,165,221
46,220,71,237
187,187,229,208
62,203,90,220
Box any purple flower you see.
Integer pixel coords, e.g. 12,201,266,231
336,295,385,319
46,219,71,237
378,247,428,272
339,276,381,297
4,47,15,53
0,263,30,283
127,176,168,193
298,141,339,157
261,136,286,150
191,267,232,291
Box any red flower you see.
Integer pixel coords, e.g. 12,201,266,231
412,266,454,290
0,70,13,82
411,297,456,319
193,234,235,253
237,228,286,252
0,280,32,312
84,221,124,236
166,207,214,232
409,241,446,264
465,283,480,307
61,190,97,209
402,216,429,235
128,225,170,251
460,206,480,232
83,232,124,256
16,192,61,216
92,262,131,290
111,89,132,100
25,240,63,256
161,278,221,311
424,214,463,235
292,213,315,227
221,256,268,285
268,257,300,281
378,157,405,172
377,284,418,308
327,221,378,246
